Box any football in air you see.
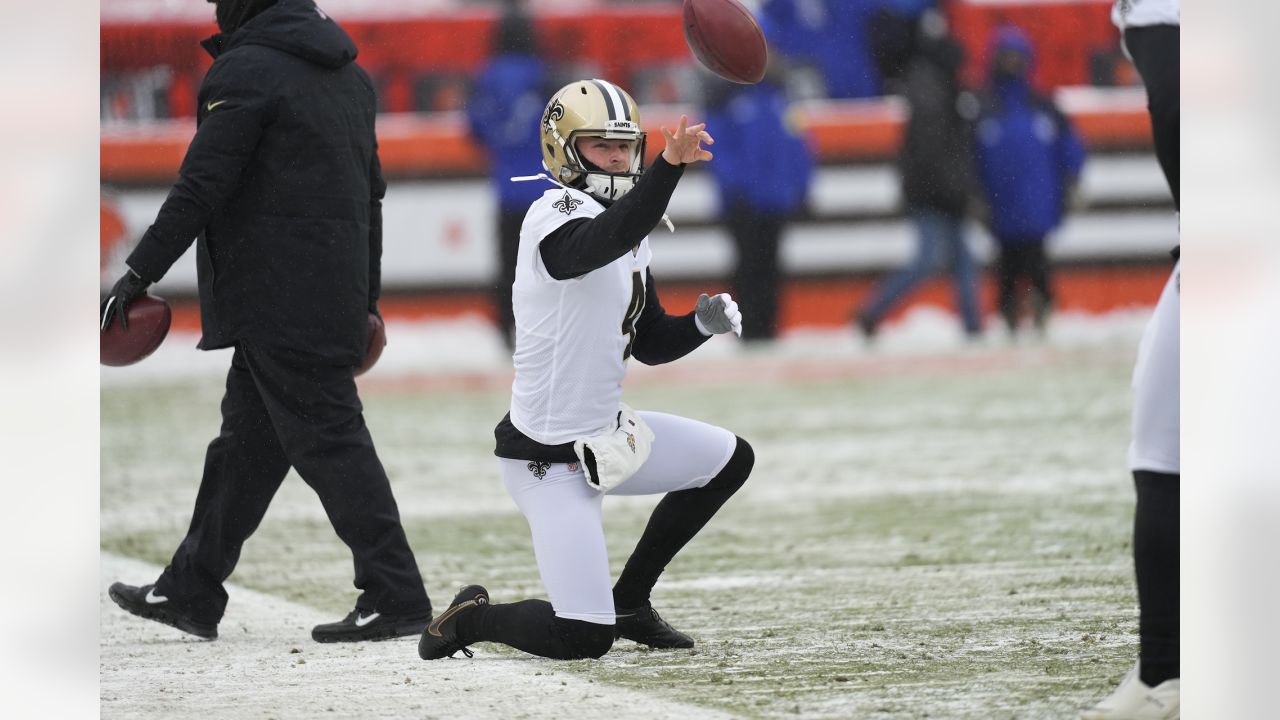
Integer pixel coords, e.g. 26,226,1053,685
357,312,387,376
682,0,768,84
100,294,172,367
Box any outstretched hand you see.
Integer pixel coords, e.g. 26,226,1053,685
660,115,714,166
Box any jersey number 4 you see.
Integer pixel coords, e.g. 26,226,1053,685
621,270,645,360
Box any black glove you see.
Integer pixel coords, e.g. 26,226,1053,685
100,268,152,331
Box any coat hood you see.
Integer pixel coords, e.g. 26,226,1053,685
203,0,357,69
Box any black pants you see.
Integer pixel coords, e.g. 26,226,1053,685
994,238,1051,330
495,208,525,349
727,201,787,341
156,343,430,624
1124,25,1179,209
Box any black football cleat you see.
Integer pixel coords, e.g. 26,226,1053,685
312,607,433,643
108,582,218,640
614,604,694,649
418,585,488,660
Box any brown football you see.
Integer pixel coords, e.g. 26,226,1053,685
356,312,386,377
100,294,171,367
682,0,768,84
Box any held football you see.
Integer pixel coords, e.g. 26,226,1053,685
100,294,172,367
682,0,768,84
356,312,387,376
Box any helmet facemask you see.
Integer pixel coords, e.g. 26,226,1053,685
540,80,647,202
566,128,647,202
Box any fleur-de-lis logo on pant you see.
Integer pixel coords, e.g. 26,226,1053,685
527,461,551,479
552,191,582,215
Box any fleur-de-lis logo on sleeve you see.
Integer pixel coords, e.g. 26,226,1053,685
552,191,582,216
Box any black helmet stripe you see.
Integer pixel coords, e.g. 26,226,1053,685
590,78,631,122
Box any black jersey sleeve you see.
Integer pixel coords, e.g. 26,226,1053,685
631,268,709,365
539,156,684,281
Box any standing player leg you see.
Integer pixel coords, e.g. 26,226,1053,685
1128,264,1181,685
609,412,753,648
1082,264,1179,719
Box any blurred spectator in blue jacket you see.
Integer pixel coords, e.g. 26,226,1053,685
855,10,982,339
466,2,550,348
973,26,1086,335
703,51,815,342
762,0,884,99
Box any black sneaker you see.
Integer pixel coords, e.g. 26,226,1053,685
108,582,218,640
614,605,694,649
418,585,488,660
312,607,433,643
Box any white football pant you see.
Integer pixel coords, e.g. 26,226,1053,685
500,411,736,625
1129,261,1180,474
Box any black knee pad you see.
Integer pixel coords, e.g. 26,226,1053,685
552,616,614,659
705,436,754,493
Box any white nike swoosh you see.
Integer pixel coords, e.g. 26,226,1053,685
100,296,116,332
145,588,168,604
354,612,380,627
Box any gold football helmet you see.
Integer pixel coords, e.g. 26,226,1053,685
540,79,646,201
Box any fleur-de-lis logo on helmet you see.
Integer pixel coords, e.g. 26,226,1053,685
542,100,564,134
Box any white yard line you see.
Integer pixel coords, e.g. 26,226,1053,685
101,553,739,720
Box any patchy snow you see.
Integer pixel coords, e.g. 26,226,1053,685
100,308,1152,388
101,553,735,720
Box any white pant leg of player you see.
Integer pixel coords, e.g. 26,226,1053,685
1083,262,1180,719
468,412,747,659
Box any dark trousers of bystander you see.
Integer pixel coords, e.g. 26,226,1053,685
154,343,431,624
994,238,1051,332
727,201,787,342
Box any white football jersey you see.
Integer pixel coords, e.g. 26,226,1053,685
508,186,653,446
1113,0,1179,29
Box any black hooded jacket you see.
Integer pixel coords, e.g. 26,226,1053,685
127,0,385,364
898,37,974,218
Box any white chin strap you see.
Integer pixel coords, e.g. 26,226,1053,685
584,173,636,202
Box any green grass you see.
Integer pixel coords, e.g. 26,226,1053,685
102,348,1141,718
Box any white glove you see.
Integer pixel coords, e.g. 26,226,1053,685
694,292,742,337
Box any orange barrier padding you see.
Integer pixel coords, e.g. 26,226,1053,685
162,264,1170,336
101,102,1149,184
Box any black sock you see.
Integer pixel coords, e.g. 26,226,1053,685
612,437,754,610
459,599,612,659
1133,470,1179,686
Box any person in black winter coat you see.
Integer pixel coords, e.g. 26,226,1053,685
101,0,433,643
855,13,982,339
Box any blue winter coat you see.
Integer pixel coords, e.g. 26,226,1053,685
466,54,549,210
705,81,814,215
762,0,882,99
973,31,1085,240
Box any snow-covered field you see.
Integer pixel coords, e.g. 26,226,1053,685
101,310,1153,719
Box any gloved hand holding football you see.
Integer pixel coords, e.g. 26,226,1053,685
694,292,742,337
101,268,152,331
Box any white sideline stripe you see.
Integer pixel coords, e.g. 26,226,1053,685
101,553,737,720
